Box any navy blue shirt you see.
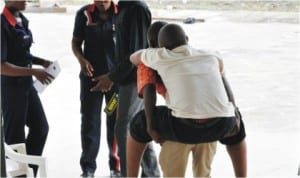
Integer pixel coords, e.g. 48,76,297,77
73,3,117,77
1,7,33,87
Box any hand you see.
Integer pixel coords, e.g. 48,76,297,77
79,58,94,77
42,59,52,68
33,69,54,85
147,127,164,144
90,74,114,92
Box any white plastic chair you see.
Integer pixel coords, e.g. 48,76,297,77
4,143,47,177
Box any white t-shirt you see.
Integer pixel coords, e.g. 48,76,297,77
141,45,235,119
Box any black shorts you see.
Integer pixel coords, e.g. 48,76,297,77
129,106,246,145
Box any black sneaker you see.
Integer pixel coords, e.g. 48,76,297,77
81,171,94,178
110,170,121,177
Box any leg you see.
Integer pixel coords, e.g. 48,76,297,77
192,142,217,177
159,141,190,177
2,87,28,176
115,83,159,177
1,87,28,145
26,87,49,156
1,123,6,178
139,106,173,178
220,118,247,177
222,74,247,177
79,78,103,174
105,89,120,173
226,139,247,177
140,143,160,177
26,88,49,175
115,84,144,176
128,109,162,178
126,135,147,177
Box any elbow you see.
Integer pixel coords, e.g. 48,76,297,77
71,39,77,51
1,62,10,75
130,55,138,66
130,50,143,65
71,37,82,51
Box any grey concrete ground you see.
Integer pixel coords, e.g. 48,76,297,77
17,8,300,177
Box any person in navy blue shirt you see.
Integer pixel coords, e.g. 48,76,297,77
71,1,119,177
1,0,53,176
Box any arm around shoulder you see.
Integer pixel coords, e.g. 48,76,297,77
130,49,145,66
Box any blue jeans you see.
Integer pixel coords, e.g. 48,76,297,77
80,76,119,173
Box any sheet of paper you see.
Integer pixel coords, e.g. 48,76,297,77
34,60,61,93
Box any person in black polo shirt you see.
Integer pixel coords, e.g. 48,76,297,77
90,0,160,177
71,0,120,177
1,0,53,176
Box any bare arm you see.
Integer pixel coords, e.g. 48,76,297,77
143,84,164,144
144,84,156,131
32,56,52,68
71,36,94,77
222,74,236,106
1,62,53,84
1,62,36,76
217,58,224,73
217,58,236,105
71,37,84,62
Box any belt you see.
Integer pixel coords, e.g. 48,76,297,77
190,118,211,124
176,117,224,129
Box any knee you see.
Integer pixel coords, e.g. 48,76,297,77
34,122,49,140
114,118,128,135
39,123,49,140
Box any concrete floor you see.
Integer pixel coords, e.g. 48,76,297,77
20,8,300,177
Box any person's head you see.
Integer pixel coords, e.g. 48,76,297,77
147,21,168,48
94,0,112,12
158,23,188,50
5,0,26,11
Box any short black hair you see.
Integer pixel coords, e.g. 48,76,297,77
158,23,187,50
147,21,168,48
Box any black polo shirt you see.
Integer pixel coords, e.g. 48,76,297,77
73,3,118,77
1,7,33,87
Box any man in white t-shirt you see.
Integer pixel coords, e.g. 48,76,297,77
128,23,247,177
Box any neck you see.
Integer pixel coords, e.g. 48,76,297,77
97,5,112,20
119,0,139,4
6,6,20,17
99,13,109,20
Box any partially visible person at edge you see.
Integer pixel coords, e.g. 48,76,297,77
129,23,247,177
127,21,218,177
1,0,53,177
71,0,120,177
90,0,160,177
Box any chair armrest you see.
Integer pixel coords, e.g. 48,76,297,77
4,143,47,177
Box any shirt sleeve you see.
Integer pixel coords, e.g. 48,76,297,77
73,10,86,40
156,83,167,98
141,48,160,69
1,25,8,62
137,64,167,98
137,64,157,98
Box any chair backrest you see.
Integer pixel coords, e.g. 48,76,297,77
4,143,47,177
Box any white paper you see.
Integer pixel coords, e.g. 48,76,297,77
34,60,61,93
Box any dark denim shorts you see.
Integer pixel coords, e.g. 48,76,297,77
129,106,246,145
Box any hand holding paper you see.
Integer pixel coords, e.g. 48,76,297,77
34,60,61,93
